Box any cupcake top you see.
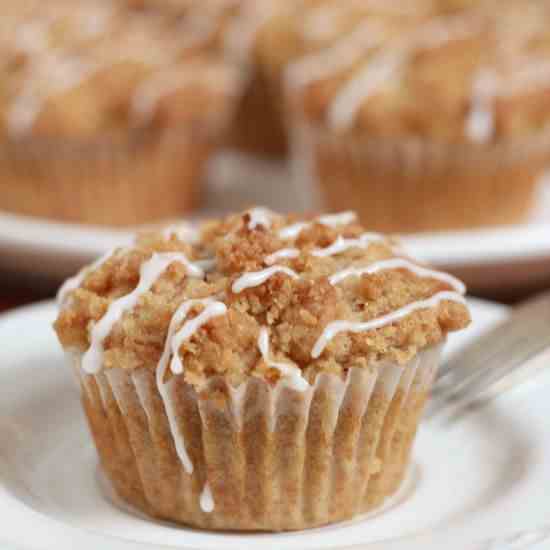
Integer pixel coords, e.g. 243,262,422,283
0,0,243,140
287,0,550,145
54,209,470,390
240,0,434,74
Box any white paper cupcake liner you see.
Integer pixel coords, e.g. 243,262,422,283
289,119,550,232
73,342,442,531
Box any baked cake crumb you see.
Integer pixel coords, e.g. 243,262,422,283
54,208,470,387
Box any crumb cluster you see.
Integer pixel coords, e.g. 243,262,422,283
256,0,550,144
0,0,241,139
54,209,470,387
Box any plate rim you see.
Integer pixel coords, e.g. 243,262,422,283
1,208,550,270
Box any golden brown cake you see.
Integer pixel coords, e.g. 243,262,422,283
287,1,550,232
0,0,243,226
227,0,439,157
54,208,470,531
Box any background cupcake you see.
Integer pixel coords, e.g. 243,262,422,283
226,0,438,157
286,2,550,232
54,208,470,531
0,0,243,226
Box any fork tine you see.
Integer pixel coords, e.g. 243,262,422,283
429,338,550,417
437,291,550,381
434,322,550,393
428,290,550,417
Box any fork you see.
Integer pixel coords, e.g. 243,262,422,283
427,290,550,417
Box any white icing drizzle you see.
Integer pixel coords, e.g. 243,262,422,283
200,482,215,513
312,233,385,257
57,249,121,307
287,20,386,92
317,211,358,227
311,291,467,359
300,0,434,44
81,9,112,38
168,302,228,375
497,58,550,98
329,258,466,294
329,50,404,131
8,54,96,137
247,207,275,230
232,266,299,294
278,211,357,240
264,248,300,265
223,0,278,62
329,14,483,131
81,253,205,374
161,223,199,243
14,19,51,54
278,222,310,240
258,327,309,392
132,64,240,126
301,4,343,43
156,298,227,473
465,69,497,143
194,258,218,272
6,3,232,138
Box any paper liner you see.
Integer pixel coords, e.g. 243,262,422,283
290,120,550,233
0,130,210,227
0,59,246,227
74,343,442,532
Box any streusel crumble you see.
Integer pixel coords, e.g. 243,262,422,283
55,209,470,530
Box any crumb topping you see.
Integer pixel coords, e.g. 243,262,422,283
54,209,470,387
256,0,550,144
0,0,242,139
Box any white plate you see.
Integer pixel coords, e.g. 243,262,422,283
1,298,550,550
1,153,550,284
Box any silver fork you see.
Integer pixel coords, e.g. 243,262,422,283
427,290,550,417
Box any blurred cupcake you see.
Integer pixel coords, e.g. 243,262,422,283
227,0,436,157
54,207,470,531
0,0,243,226
287,3,550,232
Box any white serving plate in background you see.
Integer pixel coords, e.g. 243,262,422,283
0,152,549,287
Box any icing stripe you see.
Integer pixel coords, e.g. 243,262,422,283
287,20,385,91
169,302,228,375
312,233,385,257
161,223,199,243
81,253,204,374
200,482,215,513
329,15,484,131
247,207,275,230
156,298,227,474
311,291,467,359
265,248,300,265
232,266,299,293
329,258,466,294
278,211,357,240
258,327,309,392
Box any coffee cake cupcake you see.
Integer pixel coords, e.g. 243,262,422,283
287,3,550,232
54,208,469,531
0,0,243,226
227,0,437,157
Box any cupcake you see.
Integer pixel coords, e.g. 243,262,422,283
226,0,437,157
54,207,470,531
287,3,550,232
0,0,243,226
